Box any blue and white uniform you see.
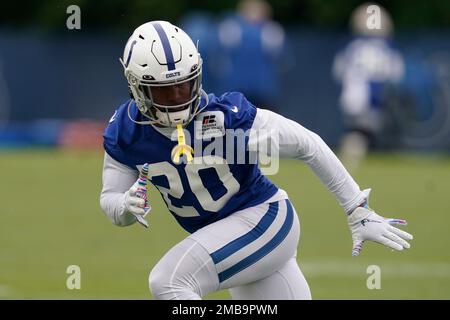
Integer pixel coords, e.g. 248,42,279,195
103,92,278,233
333,37,404,132
100,92,366,299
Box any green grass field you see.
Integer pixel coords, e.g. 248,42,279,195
1,149,449,299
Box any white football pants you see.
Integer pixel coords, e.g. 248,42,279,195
148,199,311,300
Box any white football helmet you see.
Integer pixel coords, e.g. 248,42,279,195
120,21,207,127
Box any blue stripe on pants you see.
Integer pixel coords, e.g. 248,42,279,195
211,202,279,264
217,200,294,283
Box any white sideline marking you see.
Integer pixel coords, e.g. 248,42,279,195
300,260,450,278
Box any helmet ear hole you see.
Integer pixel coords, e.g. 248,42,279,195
137,104,147,114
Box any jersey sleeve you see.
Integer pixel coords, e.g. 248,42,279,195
102,100,140,169
103,110,121,160
249,108,367,213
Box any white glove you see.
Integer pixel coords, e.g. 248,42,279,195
122,164,151,228
348,189,413,256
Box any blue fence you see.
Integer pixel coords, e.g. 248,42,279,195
1,28,449,149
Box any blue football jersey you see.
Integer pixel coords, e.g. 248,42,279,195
103,92,279,233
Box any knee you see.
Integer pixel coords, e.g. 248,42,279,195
147,239,209,300
148,265,168,299
149,262,199,300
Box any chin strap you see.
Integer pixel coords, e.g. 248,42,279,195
171,124,194,164
127,100,157,125
127,89,209,128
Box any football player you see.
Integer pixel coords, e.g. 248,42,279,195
100,21,413,300
333,3,404,171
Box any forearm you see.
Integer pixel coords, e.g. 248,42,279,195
100,152,139,226
294,129,366,213
100,192,134,226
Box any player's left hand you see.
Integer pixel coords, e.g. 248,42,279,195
348,198,413,256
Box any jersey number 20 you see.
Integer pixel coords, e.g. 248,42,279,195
146,156,240,217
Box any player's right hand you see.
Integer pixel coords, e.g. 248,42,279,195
122,164,151,227
124,182,150,216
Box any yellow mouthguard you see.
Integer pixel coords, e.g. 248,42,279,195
171,124,194,164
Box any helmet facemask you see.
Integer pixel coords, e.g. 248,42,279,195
126,61,203,128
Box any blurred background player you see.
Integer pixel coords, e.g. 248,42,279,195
214,0,288,111
333,3,405,171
